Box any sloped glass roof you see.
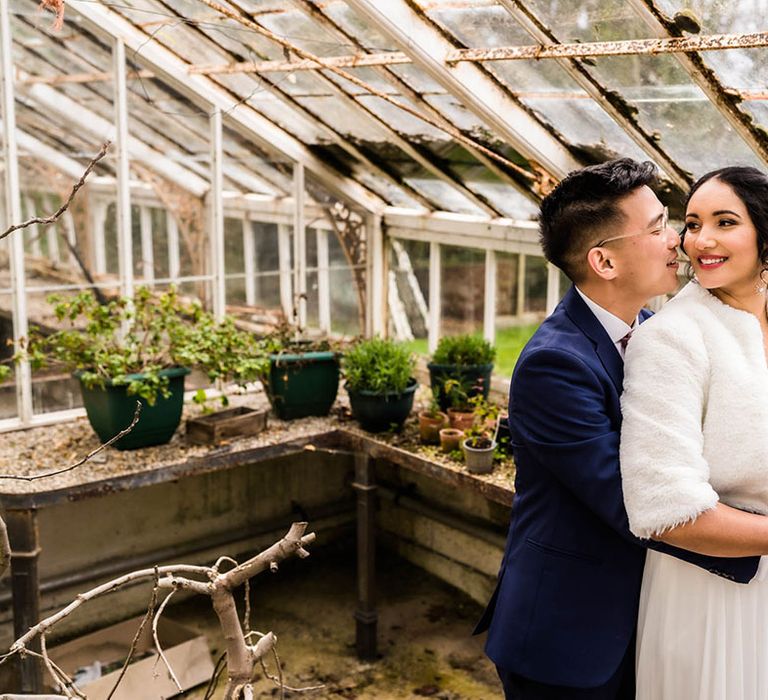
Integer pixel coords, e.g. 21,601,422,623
3,0,767,219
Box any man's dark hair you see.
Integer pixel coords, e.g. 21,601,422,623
539,158,658,282
682,166,768,274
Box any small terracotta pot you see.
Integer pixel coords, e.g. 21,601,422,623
439,427,464,453
419,411,449,444
447,408,475,431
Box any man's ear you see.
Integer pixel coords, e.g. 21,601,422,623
586,246,619,281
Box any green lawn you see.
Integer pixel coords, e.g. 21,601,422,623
404,323,540,377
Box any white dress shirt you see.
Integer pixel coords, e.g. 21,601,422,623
575,287,638,360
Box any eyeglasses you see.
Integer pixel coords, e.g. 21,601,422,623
594,207,670,247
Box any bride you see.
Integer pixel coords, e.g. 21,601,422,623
620,166,768,699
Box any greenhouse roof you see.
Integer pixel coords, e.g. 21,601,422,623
7,0,768,219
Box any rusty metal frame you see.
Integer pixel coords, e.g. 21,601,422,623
66,0,387,214
496,0,691,190
226,1,502,217
626,0,768,166
187,32,768,72
288,0,541,205
344,0,580,187
147,0,439,212
214,0,501,218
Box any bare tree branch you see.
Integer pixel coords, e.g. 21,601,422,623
105,578,159,700
0,141,111,242
4,524,316,700
152,589,183,692
0,518,9,582
0,401,142,482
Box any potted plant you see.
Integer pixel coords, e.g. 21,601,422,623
418,396,448,444
462,419,498,474
443,378,475,431
439,427,464,453
469,393,501,431
262,323,341,420
496,410,512,455
5,287,269,450
344,337,417,433
428,335,495,411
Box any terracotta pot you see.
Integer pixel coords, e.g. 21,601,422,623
419,411,449,444
447,408,475,431
439,427,464,453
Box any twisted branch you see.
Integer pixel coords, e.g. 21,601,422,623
0,142,111,241
3,523,316,700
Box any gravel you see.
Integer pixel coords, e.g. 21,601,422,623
0,385,515,495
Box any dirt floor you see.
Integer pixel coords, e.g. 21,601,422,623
170,543,503,700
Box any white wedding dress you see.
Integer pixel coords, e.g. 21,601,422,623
620,282,768,700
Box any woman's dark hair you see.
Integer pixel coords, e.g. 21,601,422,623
681,167,768,276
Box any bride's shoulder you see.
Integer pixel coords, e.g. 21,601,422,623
642,282,709,330
632,284,707,352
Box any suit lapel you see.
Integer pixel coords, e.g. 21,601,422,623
561,286,624,394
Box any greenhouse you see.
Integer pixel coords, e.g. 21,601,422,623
0,0,766,697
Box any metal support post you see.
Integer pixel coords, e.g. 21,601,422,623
316,227,331,333
352,453,377,660
91,198,109,275
546,262,561,316
243,215,256,306
6,508,42,693
516,253,526,317
277,223,293,321
367,213,385,337
293,163,307,329
428,242,441,353
113,37,134,300
210,107,225,319
166,210,180,283
139,205,154,285
1,0,32,424
484,249,496,344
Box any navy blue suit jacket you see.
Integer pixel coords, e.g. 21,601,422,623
476,286,759,688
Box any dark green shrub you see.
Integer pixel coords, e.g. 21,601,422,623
344,337,414,395
432,334,495,366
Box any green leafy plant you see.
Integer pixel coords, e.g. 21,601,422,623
424,394,443,419
262,318,341,356
468,393,500,424
343,337,414,395
431,334,496,366
443,377,474,410
1,286,270,406
463,421,493,449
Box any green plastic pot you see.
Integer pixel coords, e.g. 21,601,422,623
427,362,494,412
266,351,340,420
347,378,417,433
76,367,191,450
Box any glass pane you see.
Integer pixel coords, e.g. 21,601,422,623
524,255,548,314
0,247,16,419
330,267,363,336
306,270,319,328
26,289,84,415
425,4,650,161
248,221,287,315
225,217,246,305
389,238,430,343
441,245,484,335
495,251,539,377
518,0,762,173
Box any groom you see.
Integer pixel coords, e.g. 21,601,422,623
475,159,760,699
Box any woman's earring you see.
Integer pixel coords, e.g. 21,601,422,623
757,268,768,294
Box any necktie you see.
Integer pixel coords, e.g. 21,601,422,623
619,330,633,352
